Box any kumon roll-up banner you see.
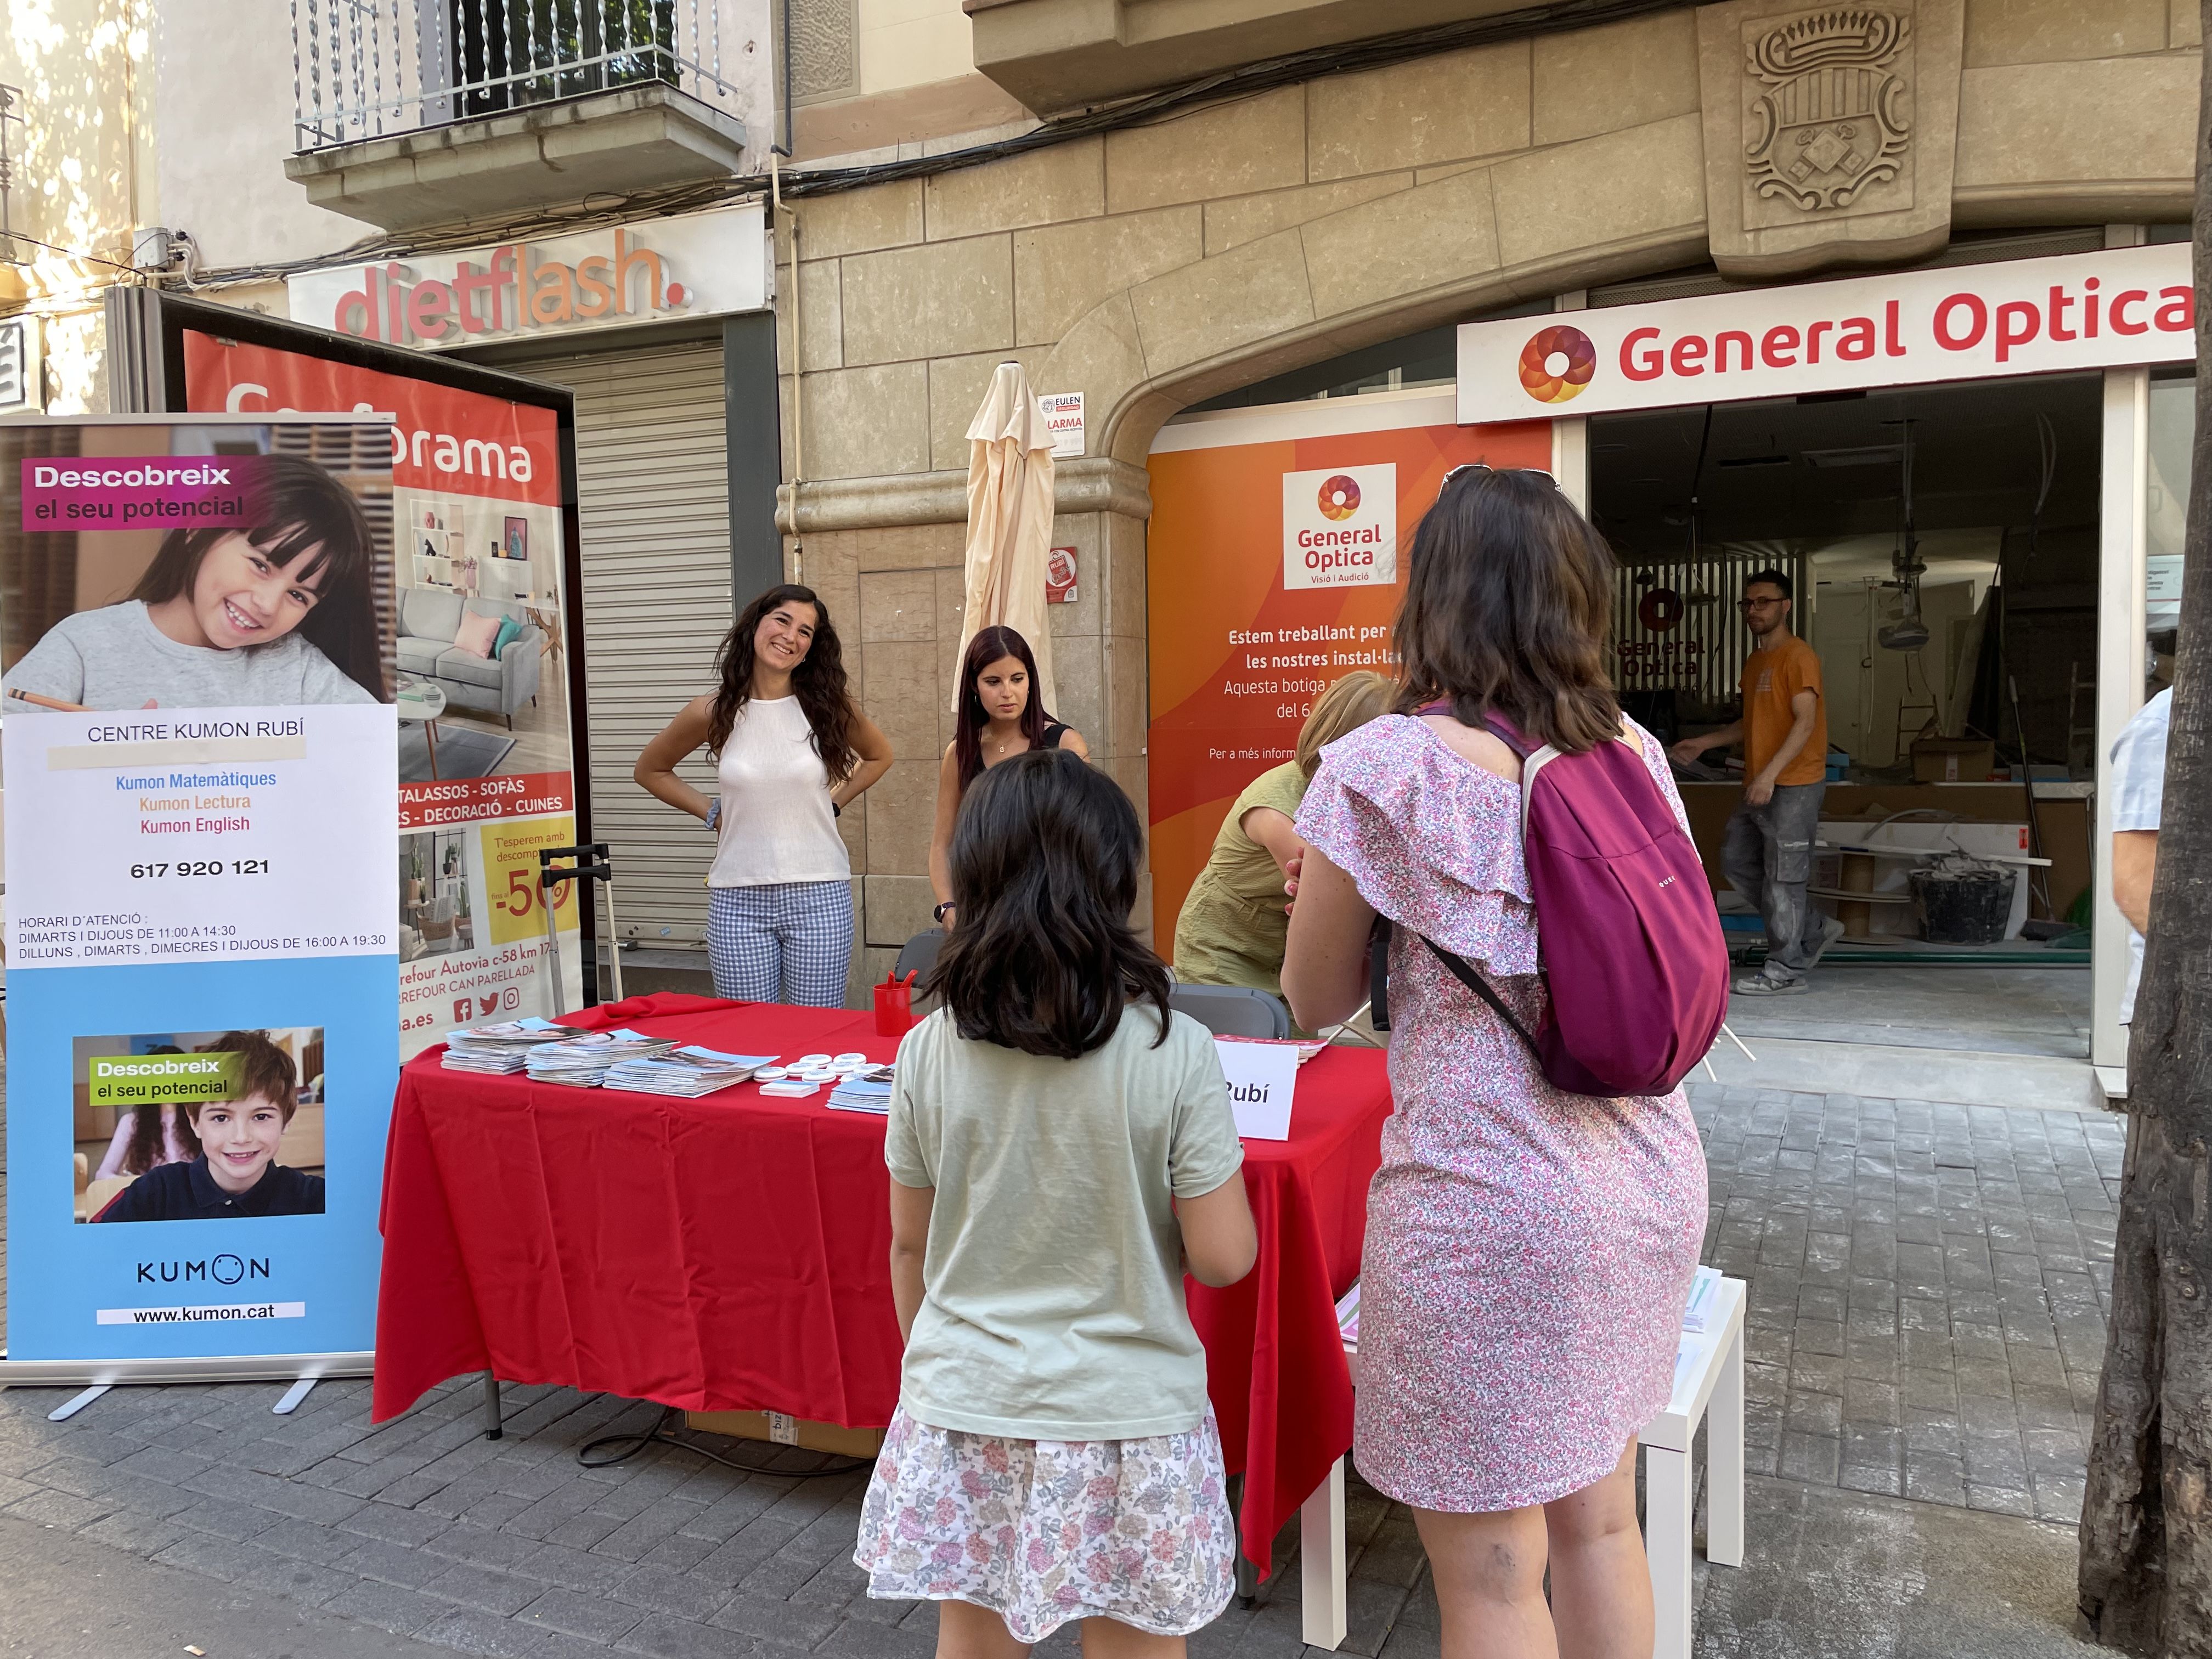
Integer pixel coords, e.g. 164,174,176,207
180,334,583,1059
1,415,398,1373
1144,392,1549,944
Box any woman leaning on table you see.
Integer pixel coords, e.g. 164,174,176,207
1171,668,1391,1000
635,583,892,1006
1280,466,1705,1659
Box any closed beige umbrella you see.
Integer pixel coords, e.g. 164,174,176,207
954,360,1057,714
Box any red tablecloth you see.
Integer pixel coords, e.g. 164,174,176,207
374,992,1391,1575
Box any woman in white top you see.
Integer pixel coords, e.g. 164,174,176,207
635,584,893,1005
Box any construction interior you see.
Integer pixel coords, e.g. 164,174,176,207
1591,372,2119,1099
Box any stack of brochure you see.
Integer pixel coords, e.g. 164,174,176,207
603,1046,777,1098
523,1029,678,1088
442,1017,576,1074
1680,1265,1724,1333
825,1069,894,1115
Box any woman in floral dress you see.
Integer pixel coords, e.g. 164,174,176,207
1283,466,1707,1659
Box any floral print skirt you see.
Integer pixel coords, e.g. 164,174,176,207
852,1406,1237,1642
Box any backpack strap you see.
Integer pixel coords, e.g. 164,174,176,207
1414,698,1538,761
1369,916,1392,1032
1476,713,1537,758
1418,935,1544,1061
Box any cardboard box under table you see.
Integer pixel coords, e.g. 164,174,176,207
687,1409,883,1458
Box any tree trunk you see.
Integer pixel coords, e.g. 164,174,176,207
2076,7,2212,1652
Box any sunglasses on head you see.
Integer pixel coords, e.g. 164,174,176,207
1440,462,1560,494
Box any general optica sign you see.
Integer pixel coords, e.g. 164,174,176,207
1144,392,1548,945
1456,244,2193,424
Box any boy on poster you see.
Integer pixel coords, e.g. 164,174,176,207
90,1031,327,1222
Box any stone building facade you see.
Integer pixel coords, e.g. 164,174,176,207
776,0,2200,994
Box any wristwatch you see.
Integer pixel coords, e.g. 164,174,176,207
933,901,955,922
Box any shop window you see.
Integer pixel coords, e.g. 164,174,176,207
1184,306,1545,413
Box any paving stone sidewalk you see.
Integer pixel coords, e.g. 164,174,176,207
0,1085,2126,1659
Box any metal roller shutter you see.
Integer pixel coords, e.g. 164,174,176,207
521,337,731,946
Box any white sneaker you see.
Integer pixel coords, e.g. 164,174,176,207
1805,915,1848,968
1732,970,1809,996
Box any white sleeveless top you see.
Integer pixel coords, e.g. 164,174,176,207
707,696,851,888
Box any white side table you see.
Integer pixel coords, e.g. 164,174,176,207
1644,1275,1748,1659
397,678,448,780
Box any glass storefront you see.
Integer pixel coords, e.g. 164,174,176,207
2146,368,2191,690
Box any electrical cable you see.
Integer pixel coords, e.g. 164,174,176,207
2,229,146,276
577,1404,873,1477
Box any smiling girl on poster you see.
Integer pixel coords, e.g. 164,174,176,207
3,454,387,710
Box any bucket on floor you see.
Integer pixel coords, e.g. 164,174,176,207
1910,863,2016,946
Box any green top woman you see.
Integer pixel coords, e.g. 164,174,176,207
1171,670,1392,996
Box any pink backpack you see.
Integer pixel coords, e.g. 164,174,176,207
1386,709,1729,1098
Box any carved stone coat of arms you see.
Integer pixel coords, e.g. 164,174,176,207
1744,9,1912,212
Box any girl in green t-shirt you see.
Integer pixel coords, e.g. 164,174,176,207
856,750,1256,1656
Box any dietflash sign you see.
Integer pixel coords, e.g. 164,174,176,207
1282,463,1397,591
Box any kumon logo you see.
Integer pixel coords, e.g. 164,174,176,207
1283,464,1396,592
1519,324,1597,404
136,1254,270,1285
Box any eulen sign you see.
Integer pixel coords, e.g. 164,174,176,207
286,204,769,351
1456,244,2192,424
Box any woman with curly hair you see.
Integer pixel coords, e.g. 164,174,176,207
635,584,893,1004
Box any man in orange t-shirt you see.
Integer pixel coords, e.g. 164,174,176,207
1671,569,1843,995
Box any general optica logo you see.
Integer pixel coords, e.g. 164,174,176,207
1282,463,1397,592
1519,325,1597,404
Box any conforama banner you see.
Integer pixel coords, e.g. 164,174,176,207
1457,244,2193,424
1,415,397,1372
1144,393,1548,946
183,336,583,1058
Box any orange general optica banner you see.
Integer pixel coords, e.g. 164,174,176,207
1145,408,1549,947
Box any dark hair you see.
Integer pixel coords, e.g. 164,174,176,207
188,1030,300,1125
707,584,857,781
954,625,1053,792
1393,467,1622,754
1743,568,1793,601
122,1046,199,1176
929,749,1172,1059
129,454,386,701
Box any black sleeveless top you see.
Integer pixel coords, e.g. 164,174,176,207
1040,722,1068,749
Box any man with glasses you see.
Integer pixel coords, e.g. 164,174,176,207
1671,569,1844,995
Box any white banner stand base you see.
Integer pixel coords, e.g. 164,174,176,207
48,1384,110,1421
0,1352,374,1397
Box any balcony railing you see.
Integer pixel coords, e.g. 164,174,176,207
291,0,748,151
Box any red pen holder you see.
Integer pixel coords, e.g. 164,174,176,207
873,972,917,1038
